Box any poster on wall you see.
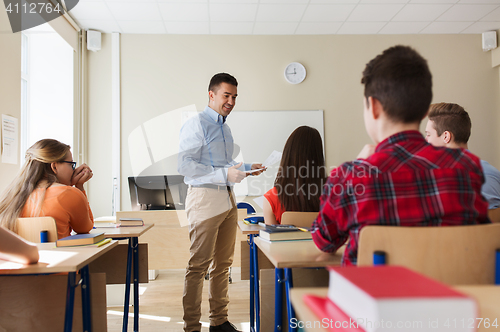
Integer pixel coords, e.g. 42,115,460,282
2,114,18,165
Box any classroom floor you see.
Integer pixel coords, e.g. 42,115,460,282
106,267,250,332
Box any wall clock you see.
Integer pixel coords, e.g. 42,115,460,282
284,62,306,84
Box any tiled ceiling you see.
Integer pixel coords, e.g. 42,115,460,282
69,0,500,35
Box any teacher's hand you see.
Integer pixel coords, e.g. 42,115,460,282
248,163,266,177
227,162,246,184
72,163,93,191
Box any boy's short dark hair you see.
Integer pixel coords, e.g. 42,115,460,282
361,45,433,124
428,103,471,144
208,73,238,93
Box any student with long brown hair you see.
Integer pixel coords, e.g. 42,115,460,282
0,139,94,239
263,126,326,225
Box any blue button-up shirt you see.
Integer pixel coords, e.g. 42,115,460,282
481,159,500,209
178,106,250,186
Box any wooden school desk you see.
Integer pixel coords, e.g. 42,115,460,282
254,237,343,332
115,210,247,270
0,241,118,332
290,286,500,332
92,223,154,332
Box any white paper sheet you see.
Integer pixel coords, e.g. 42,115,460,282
2,115,18,165
244,150,282,174
245,167,265,174
262,150,282,168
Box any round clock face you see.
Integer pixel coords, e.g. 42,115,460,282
284,62,306,84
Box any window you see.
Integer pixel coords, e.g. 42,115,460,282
21,23,74,157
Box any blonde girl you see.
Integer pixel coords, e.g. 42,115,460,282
0,139,94,239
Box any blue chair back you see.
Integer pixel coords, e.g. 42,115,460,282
237,202,256,214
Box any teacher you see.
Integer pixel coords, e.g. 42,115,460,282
178,73,264,332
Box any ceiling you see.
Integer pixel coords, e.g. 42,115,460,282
69,0,500,35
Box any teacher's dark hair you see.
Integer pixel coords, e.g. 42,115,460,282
209,73,238,93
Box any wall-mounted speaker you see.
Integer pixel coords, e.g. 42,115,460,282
482,31,497,52
87,30,101,52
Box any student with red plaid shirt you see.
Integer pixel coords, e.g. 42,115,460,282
311,45,490,266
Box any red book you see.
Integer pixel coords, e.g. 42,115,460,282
303,294,366,332
326,266,478,332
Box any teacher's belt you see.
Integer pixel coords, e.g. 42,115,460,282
188,184,232,192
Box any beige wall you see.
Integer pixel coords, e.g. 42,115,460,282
0,9,21,192
87,34,500,217
87,33,113,217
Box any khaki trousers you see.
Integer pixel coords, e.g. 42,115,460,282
183,187,237,332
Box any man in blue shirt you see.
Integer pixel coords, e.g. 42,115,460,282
425,102,500,221
178,73,264,332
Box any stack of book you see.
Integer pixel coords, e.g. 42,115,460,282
259,224,311,241
56,232,111,247
303,266,477,332
117,218,144,227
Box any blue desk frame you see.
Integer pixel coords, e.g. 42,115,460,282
274,268,296,332
8,263,94,332
253,238,342,332
112,236,140,332
248,234,260,332
96,223,154,332
248,236,297,332
247,235,298,332
250,259,297,332
64,266,92,332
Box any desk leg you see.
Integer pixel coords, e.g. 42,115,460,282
81,265,92,332
275,268,284,332
132,237,140,332
251,235,260,332
249,235,255,332
284,268,296,332
122,238,133,332
64,272,77,332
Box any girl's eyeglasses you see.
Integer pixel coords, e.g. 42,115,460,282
61,161,77,170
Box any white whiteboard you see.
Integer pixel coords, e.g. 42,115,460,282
226,110,324,196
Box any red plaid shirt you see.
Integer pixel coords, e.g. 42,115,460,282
311,131,490,266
